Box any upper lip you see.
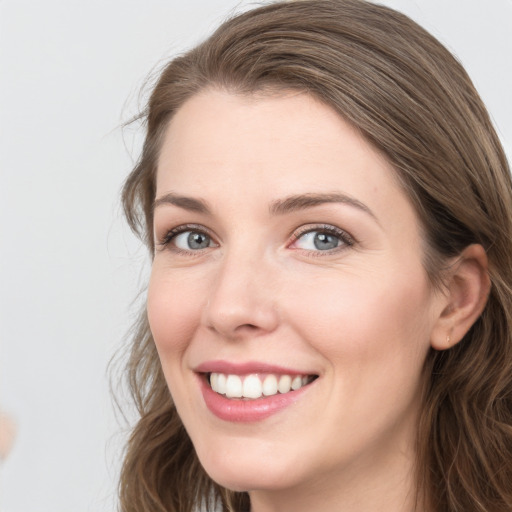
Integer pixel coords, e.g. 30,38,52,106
194,360,316,376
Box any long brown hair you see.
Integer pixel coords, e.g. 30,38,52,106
118,1,512,510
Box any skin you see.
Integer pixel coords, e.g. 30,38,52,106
148,89,489,512
0,411,17,460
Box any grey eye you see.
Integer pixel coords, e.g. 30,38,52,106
295,231,342,251
174,231,213,250
313,232,340,250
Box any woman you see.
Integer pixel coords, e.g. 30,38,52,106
118,1,512,510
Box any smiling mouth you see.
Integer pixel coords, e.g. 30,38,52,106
206,373,318,400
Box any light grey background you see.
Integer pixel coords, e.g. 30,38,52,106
1,1,510,511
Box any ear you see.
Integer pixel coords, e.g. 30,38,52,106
430,244,491,351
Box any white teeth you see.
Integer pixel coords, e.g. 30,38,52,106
262,374,278,396
225,375,243,398
210,372,219,392
242,374,263,399
209,372,314,399
291,375,303,390
217,373,227,395
278,375,292,394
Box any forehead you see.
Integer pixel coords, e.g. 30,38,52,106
157,89,393,187
157,89,410,212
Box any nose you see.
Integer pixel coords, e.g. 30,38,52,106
202,250,279,341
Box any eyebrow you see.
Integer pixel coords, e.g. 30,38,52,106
153,191,377,221
153,193,210,214
269,192,376,220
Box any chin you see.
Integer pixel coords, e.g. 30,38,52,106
205,466,296,494
195,441,304,493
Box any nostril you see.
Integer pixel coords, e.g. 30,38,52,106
231,324,260,335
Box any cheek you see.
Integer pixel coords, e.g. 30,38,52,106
287,267,434,435
147,265,204,357
283,266,434,365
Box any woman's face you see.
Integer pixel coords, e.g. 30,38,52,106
149,90,445,497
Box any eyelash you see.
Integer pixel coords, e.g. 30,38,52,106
157,223,355,255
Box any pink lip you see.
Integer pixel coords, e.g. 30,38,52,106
194,360,309,375
198,376,312,422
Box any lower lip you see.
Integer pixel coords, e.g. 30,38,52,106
199,376,313,422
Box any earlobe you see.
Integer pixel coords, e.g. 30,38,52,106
430,244,490,351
